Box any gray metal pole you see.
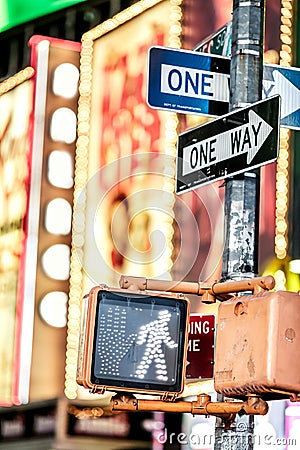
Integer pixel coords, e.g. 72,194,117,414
215,0,265,449
222,0,264,280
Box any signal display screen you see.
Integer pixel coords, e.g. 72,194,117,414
91,290,188,393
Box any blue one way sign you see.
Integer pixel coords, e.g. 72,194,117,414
147,46,300,130
147,46,230,117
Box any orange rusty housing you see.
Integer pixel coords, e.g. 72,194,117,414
214,290,300,400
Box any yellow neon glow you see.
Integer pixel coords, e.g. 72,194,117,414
0,67,34,95
275,0,293,262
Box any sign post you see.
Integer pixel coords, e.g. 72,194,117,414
214,1,265,449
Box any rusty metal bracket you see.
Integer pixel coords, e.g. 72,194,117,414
109,393,268,428
119,275,275,303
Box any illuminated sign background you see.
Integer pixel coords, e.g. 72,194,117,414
67,0,182,399
0,68,34,405
28,36,80,402
0,36,80,405
71,0,178,293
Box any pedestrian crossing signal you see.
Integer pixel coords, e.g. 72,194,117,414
77,285,190,396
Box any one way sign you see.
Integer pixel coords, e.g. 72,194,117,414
147,46,300,129
176,95,280,193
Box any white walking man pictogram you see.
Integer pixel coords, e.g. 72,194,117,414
134,309,178,382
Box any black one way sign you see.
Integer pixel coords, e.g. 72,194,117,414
176,95,280,194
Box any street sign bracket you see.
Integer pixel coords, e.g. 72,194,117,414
108,392,268,425
223,116,247,125
119,274,275,303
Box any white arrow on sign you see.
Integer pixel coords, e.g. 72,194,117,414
182,110,272,176
263,70,300,119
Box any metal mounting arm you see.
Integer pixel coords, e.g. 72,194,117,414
119,274,275,302
109,393,268,428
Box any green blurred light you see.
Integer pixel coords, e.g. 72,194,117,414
0,0,87,33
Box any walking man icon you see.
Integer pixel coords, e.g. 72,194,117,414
133,309,178,382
